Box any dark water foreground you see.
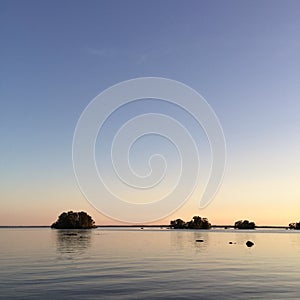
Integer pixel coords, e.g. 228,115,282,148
0,228,300,299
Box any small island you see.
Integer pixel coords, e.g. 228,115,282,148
234,220,256,230
289,222,300,230
51,211,97,229
170,216,211,229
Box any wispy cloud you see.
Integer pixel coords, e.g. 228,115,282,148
85,46,173,64
136,48,173,65
85,47,116,58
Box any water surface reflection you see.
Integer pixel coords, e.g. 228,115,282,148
55,230,92,256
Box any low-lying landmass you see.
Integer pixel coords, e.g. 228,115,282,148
170,216,211,229
169,217,257,230
46,212,300,230
289,222,300,230
234,220,256,230
51,211,97,229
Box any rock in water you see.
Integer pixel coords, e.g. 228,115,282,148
246,240,254,247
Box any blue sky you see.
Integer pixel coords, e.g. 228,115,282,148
1,0,300,225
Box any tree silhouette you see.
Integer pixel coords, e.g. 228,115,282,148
170,218,187,229
51,211,96,229
234,220,255,229
170,216,211,229
289,222,300,230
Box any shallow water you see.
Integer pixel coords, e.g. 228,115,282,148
0,228,300,299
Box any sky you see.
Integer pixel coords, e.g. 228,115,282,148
1,0,300,225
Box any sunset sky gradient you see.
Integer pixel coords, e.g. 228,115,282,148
1,0,300,225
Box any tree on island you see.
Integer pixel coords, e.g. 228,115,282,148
170,216,211,229
289,222,300,230
234,220,255,229
51,211,96,229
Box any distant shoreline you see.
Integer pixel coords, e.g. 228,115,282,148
0,225,290,229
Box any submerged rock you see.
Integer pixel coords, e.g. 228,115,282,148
246,240,254,247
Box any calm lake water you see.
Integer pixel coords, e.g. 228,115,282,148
0,228,300,299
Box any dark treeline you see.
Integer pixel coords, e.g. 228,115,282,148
234,220,255,229
49,211,300,230
51,211,96,229
170,218,256,230
170,216,211,229
289,222,300,230
170,218,300,230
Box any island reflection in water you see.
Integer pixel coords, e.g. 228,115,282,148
55,230,92,255
1,228,300,299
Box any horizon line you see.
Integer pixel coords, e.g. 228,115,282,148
0,224,291,229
